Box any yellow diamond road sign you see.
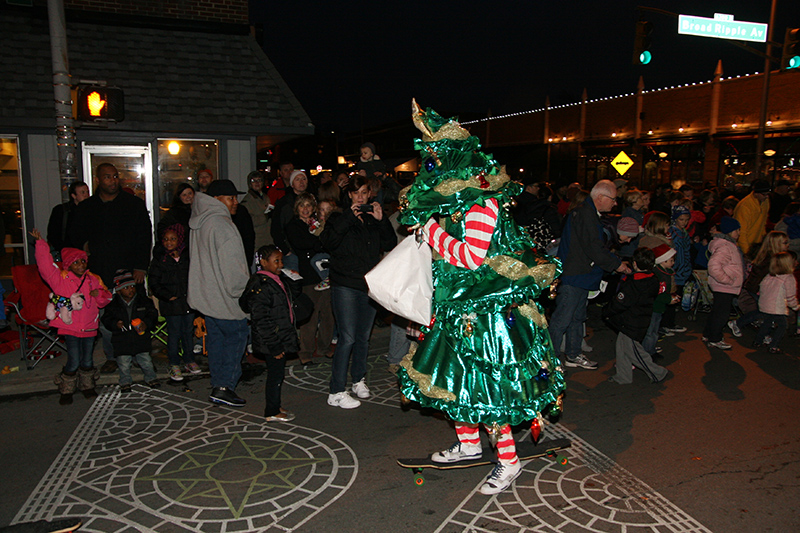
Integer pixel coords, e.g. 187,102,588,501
611,151,633,176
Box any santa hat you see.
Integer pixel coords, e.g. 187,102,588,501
652,244,677,264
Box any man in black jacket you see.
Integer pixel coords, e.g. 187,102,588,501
548,180,631,370
70,164,152,373
46,181,89,258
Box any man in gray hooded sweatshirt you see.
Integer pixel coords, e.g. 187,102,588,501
188,180,250,407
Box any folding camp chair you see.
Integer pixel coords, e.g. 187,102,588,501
5,264,67,369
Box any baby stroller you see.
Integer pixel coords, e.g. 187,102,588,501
683,270,715,321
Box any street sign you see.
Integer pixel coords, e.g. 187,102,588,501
678,13,767,43
611,151,634,176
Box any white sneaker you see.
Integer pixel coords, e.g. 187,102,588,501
431,442,483,463
352,378,371,399
727,320,742,337
327,391,361,409
708,340,732,350
193,344,203,354
479,461,523,495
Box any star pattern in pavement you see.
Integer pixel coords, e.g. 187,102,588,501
139,433,329,518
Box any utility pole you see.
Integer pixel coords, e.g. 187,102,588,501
754,0,778,183
48,0,78,202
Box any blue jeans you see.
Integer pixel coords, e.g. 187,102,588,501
388,322,411,365
310,252,330,280
64,335,95,373
756,313,788,347
165,314,196,366
330,285,377,394
548,284,589,359
117,351,157,386
205,317,249,390
642,312,663,354
98,308,114,361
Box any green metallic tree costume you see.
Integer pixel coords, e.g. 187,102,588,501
396,101,565,427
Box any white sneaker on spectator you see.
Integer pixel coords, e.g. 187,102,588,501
352,378,371,399
708,340,732,350
564,354,598,369
327,391,361,409
727,320,742,337
431,442,483,463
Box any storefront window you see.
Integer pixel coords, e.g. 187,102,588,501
720,137,800,188
0,137,26,278
156,139,218,216
642,143,704,189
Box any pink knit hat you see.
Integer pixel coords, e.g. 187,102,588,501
61,247,87,267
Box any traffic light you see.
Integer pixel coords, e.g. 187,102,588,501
782,27,800,69
633,20,653,65
76,85,125,122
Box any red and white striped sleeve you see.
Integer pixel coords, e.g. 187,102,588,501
423,198,499,270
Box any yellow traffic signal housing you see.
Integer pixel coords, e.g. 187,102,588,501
76,85,125,122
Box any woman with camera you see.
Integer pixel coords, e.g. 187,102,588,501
320,176,396,409
285,193,334,365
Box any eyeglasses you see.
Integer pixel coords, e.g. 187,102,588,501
250,177,263,182
601,194,617,203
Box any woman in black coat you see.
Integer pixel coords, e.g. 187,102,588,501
285,193,336,364
319,176,396,409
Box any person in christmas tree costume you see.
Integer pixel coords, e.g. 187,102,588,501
397,100,566,495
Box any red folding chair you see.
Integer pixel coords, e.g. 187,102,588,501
5,264,66,370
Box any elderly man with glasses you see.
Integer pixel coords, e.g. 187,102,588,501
548,179,631,370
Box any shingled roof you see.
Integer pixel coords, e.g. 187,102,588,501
0,9,313,137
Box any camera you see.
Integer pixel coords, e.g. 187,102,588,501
357,204,374,213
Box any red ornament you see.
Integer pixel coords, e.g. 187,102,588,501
478,173,490,189
531,417,541,444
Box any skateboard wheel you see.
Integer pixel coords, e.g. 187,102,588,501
414,474,425,486
558,455,568,465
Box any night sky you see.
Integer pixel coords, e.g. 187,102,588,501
253,1,800,134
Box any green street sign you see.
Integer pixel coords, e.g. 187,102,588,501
678,13,768,43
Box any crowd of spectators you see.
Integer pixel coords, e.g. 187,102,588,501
35,148,800,407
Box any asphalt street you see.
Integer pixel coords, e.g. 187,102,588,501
1,305,798,532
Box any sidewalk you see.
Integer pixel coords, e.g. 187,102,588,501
0,331,177,397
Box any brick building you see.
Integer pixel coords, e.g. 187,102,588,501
0,0,312,275
466,64,800,190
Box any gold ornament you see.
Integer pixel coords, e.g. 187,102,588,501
450,211,463,223
425,146,442,167
460,312,477,337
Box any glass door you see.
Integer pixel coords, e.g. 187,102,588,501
81,143,155,239
0,137,26,277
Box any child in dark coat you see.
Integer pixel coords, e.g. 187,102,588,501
605,247,670,384
102,269,159,392
239,245,301,422
148,224,199,382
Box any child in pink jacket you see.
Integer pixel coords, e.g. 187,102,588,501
754,252,799,353
32,229,112,404
703,217,745,350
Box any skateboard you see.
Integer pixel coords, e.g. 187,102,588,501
397,437,571,486
0,517,82,533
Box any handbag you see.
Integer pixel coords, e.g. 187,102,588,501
365,236,432,325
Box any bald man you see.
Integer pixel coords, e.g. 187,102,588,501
549,180,631,370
